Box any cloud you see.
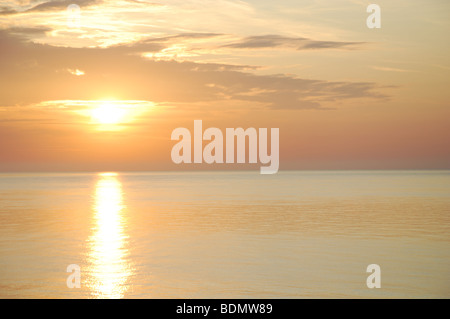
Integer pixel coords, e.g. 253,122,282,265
150,33,225,42
222,35,364,51
0,0,166,15
3,26,52,38
67,68,85,76
371,66,410,73
109,33,223,54
0,0,103,15
0,6,18,15
0,29,387,110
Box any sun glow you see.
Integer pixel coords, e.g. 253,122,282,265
37,100,154,130
91,102,128,125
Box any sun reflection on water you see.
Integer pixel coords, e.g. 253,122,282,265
86,173,132,299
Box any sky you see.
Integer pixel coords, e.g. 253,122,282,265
0,0,449,172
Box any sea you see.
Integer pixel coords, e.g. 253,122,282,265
0,170,449,298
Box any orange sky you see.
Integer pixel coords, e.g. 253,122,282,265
0,0,449,171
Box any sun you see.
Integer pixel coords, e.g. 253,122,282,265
91,102,127,125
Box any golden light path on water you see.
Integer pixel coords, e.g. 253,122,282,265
86,173,132,299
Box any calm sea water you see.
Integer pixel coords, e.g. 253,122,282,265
0,170,449,298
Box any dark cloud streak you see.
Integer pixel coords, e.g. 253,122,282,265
0,0,102,15
222,35,364,50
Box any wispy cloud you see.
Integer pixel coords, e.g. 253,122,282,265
371,66,410,73
222,35,364,51
67,68,85,76
0,29,387,110
0,0,102,15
